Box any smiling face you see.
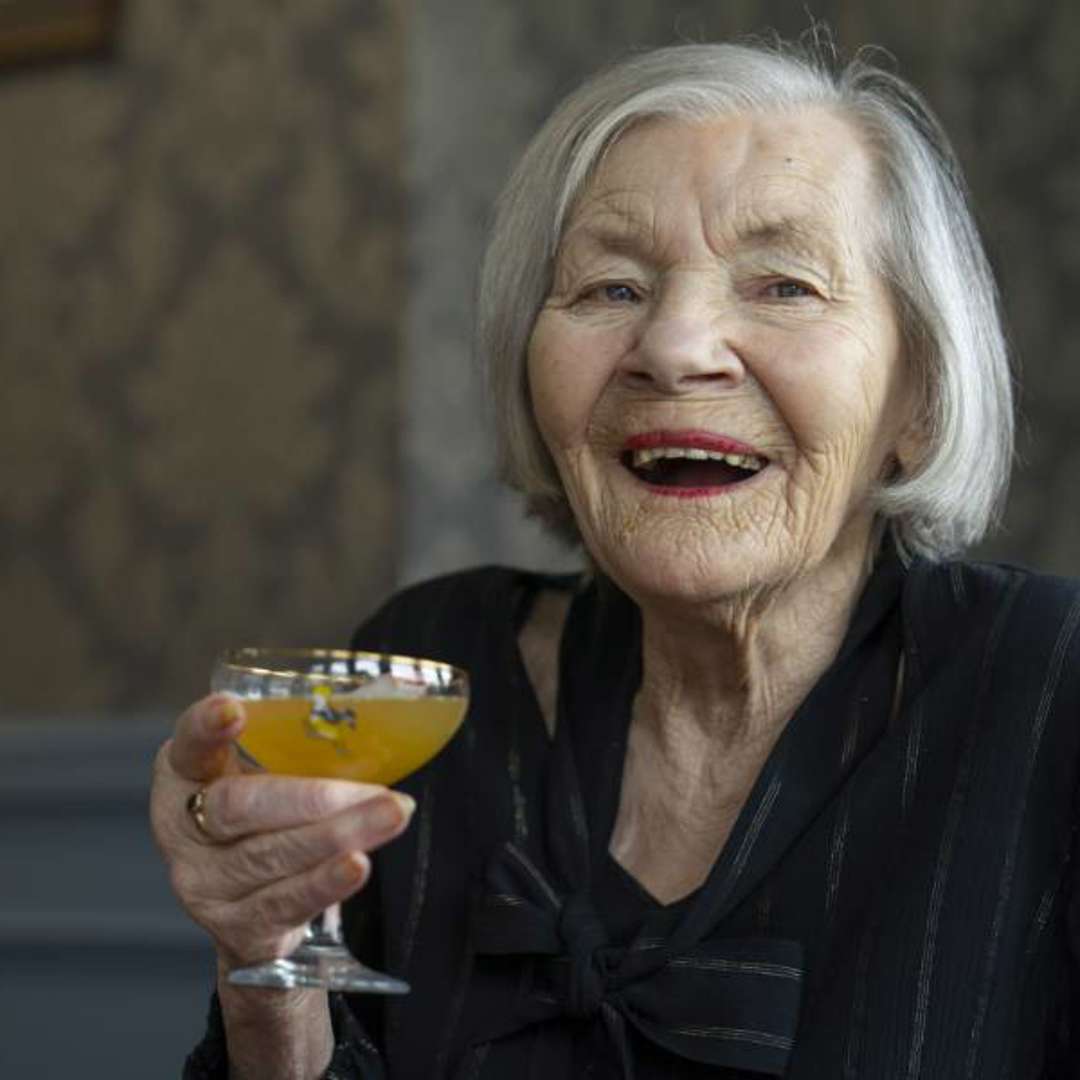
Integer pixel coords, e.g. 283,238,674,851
526,109,919,607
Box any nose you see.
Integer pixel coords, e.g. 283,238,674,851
625,302,746,394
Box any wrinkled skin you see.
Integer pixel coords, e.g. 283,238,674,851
529,109,919,613
149,695,416,1075
149,694,414,971
527,110,923,901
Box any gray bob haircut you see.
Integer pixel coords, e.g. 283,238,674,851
477,39,1013,560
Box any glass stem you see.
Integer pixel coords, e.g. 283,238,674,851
306,903,344,949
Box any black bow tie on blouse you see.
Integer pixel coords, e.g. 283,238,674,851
467,575,814,1078
473,840,804,1077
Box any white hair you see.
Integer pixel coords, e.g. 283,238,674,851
477,39,1013,560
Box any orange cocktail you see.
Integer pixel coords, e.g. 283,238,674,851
237,695,467,785
212,647,468,994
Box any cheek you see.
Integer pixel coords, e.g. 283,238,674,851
764,328,901,463
527,320,613,452
786,380,877,454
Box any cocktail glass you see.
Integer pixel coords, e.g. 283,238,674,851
210,647,469,993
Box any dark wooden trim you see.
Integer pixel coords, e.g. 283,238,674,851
0,0,122,66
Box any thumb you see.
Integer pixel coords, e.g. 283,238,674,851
167,694,246,782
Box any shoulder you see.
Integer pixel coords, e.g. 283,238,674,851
903,555,1080,709
907,555,1080,632
350,565,578,667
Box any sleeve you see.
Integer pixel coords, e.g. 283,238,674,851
1037,856,1079,1074
1043,659,1080,1076
1046,817,1080,1073
182,992,386,1079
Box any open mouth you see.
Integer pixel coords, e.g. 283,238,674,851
619,436,768,493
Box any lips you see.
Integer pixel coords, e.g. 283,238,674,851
620,430,769,495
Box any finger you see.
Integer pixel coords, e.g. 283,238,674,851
217,851,371,962
205,773,410,841
213,793,416,899
168,695,246,782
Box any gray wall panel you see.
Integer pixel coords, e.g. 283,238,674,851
0,720,215,1077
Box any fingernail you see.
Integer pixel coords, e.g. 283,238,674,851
368,796,408,832
393,792,416,818
212,698,243,731
333,852,366,886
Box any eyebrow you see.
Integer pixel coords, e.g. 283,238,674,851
735,216,844,263
563,209,846,268
560,205,654,254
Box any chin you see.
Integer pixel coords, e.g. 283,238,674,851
587,526,802,610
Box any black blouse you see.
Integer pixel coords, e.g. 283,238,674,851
186,549,1080,1078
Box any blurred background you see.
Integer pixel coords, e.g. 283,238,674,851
1,0,1077,1075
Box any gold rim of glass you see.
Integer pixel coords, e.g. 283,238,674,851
214,646,468,687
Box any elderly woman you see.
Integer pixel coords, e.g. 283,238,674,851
154,38,1080,1079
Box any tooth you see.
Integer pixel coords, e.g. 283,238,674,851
629,445,767,471
729,453,764,471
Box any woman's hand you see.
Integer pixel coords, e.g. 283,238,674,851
150,694,414,1078
150,693,415,970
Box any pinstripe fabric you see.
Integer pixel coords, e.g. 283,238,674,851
338,555,1080,1078
398,779,434,973
184,553,1080,1078
905,577,1025,1080
382,782,435,1080
965,596,1080,1077
824,690,867,924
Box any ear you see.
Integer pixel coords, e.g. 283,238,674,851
892,408,929,477
894,419,928,475
888,352,931,476
874,412,924,484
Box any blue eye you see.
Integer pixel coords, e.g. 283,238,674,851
768,280,815,299
585,282,640,304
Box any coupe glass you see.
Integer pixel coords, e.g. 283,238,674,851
210,647,469,993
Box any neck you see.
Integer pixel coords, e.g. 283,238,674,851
633,525,880,753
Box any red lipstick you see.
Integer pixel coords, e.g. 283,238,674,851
620,429,769,499
622,429,765,457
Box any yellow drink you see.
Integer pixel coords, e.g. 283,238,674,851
236,695,467,784
212,648,467,993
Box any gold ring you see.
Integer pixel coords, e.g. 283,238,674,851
186,786,212,839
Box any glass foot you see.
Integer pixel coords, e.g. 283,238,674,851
227,941,410,993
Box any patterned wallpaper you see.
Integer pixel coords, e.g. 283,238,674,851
3,0,1078,712
0,0,404,711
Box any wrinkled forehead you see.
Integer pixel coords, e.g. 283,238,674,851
562,108,883,261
